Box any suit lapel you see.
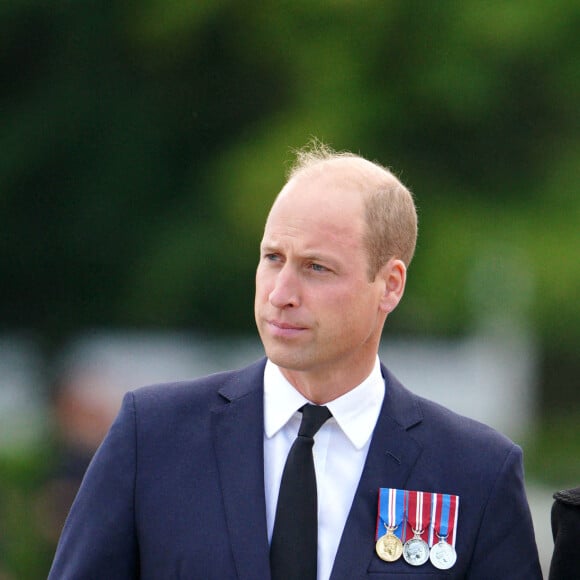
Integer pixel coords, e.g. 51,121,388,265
212,359,271,580
330,366,424,580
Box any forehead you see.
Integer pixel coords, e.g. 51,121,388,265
263,170,366,248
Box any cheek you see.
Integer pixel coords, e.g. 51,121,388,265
315,289,358,322
334,288,379,323
255,269,270,299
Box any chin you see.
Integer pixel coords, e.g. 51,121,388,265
263,346,307,372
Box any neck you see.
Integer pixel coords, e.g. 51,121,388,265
279,358,377,404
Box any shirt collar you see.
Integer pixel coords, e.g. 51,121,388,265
263,357,385,450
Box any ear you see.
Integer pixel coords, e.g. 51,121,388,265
378,258,407,314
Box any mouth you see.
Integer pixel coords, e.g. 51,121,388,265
266,320,307,337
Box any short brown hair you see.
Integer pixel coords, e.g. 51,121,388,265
288,140,418,279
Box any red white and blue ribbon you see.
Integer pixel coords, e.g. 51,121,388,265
404,490,432,542
376,488,405,541
429,492,459,547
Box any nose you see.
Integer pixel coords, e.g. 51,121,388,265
269,265,300,309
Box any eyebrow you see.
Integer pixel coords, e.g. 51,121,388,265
261,243,327,259
260,243,281,254
260,243,341,268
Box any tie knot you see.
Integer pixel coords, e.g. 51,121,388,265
298,404,332,438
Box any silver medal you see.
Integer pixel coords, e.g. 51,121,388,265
402,535,430,566
430,539,457,570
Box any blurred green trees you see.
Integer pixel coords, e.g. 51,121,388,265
1,0,579,399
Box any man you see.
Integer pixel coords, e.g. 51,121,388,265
549,487,580,579
49,143,542,579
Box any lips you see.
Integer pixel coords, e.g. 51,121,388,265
270,320,305,330
267,320,307,337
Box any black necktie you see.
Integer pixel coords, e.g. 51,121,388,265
270,404,332,580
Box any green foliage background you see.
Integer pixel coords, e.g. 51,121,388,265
0,1,579,576
2,0,579,348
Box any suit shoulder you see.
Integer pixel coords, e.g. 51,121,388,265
396,392,525,499
383,365,516,454
415,393,516,451
128,358,266,417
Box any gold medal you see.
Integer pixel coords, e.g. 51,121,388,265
375,527,403,562
376,488,404,562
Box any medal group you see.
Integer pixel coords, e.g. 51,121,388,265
375,488,459,571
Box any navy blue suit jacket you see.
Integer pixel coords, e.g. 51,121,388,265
49,359,542,579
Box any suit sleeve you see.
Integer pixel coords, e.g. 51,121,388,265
467,444,542,579
48,392,139,579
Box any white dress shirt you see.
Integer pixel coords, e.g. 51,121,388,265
263,357,385,580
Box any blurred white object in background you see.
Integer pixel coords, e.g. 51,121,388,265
0,335,47,452
380,334,537,441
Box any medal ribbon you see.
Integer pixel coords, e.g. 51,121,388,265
431,493,459,547
376,488,405,540
405,490,432,542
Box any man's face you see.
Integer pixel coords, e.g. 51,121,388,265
254,171,387,389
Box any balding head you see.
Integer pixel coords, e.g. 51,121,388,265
284,141,418,280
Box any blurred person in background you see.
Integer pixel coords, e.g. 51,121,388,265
49,142,542,579
37,367,122,547
549,487,580,579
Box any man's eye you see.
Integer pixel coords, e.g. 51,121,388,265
310,263,328,272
